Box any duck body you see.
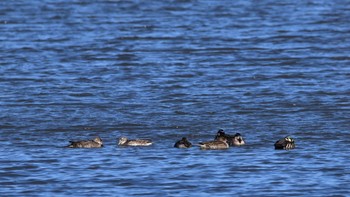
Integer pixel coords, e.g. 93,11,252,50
274,136,295,150
174,137,192,148
118,137,153,146
198,139,229,150
67,137,103,148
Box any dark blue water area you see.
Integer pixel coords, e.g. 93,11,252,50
1,0,350,196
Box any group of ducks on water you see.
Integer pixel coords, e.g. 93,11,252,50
67,129,296,150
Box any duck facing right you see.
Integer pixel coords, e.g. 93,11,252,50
274,136,295,150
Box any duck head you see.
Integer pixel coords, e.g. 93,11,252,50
216,129,225,136
232,133,245,145
284,136,294,143
179,137,192,147
93,137,103,145
118,137,128,145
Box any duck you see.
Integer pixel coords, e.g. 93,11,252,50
274,136,295,150
67,136,103,148
118,137,153,146
214,129,228,142
214,129,245,146
174,137,192,148
198,137,229,150
230,133,245,146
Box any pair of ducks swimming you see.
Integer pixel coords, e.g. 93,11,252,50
67,129,295,150
174,129,245,149
67,136,152,148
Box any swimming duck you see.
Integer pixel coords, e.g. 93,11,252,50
174,137,192,148
118,137,153,146
214,129,245,146
198,137,229,150
274,136,295,150
230,133,245,146
214,129,228,142
67,136,103,148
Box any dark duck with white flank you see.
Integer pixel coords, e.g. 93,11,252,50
174,137,192,148
274,136,295,150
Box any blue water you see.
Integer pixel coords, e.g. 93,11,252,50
1,0,350,196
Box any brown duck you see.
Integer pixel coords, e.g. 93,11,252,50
67,136,103,148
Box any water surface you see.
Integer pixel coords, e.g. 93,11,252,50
1,0,350,196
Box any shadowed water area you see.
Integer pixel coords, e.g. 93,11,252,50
1,0,350,196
